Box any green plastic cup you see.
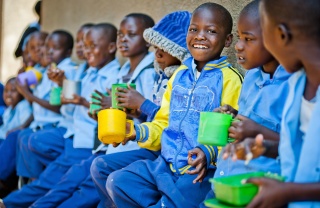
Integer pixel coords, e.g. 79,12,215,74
197,112,237,146
49,87,62,105
90,92,108,114
111,83,136,110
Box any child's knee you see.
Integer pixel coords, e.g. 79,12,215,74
106,171,125,197
90,156,107,179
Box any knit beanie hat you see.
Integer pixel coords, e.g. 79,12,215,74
143,11,192,63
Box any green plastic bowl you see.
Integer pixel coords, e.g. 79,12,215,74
210,172,285,206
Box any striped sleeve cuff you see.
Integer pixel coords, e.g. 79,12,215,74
197,144,218,169
134,123,149,143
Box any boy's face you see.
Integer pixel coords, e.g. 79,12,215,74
27,35,45,64
3,81,23,108
117,17,148,58
76,28,87,60
260,4,299,73
84,28,115,69
154,46,180,70
187,8,232,65
45,34,71,65
235,14,273,70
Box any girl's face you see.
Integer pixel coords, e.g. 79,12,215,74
27,35,46,64
117,17,149,58
76,28,89,60
154,46,180,70
3,80,23,108
45,34,71,65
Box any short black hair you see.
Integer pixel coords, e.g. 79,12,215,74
80,23,95,30
93,23,118,43
125,13,155,29
34,1,41,17
240,0,260,20
261,0,320,40
194,2,233,34
51,30,74,50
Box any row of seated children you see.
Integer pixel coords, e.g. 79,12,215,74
0,13,158,208
2,0,319,207
0,2,243,207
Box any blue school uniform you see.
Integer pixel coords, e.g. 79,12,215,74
3,59,120,208
0,99,32,140
104,52,156,154
106,57,243,208
16,58,77,178
214,66,290,178
18,62,87,179
0,100,32,180
31,54,156,208
280,70,320,208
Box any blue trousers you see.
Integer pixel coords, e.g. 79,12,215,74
107,155,215,208
31,152,104,208
3,137,92,208
28,127,66,176
17,126,65,178
0,130,21,180
91,149,160,208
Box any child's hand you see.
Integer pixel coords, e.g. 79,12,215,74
229,115,261,142
222,134,266,164
246,177,287,208
116,84,146,110
123,108,141,119
88,109,99,121
47,68,65,86
92,89,112,110
186,148,207,183
61,94,88,107
214,104,238,117
15,79,32,101
112,122,136,147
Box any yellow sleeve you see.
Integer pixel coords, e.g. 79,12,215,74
221,66,244,110
136,66,187,151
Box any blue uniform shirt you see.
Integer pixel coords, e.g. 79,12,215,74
0,99,32,140
280,70,320,208
64,59,120,148
30,58,77,128
58,62,88,131
106,52,156,154
214,65,291,178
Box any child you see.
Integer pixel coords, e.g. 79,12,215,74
106,3,243,207
2,23,120,208
16,24,94,181
223,0,320,207
15,30,77,180
0,77,32,197
91,11,192,207
200,0,291,205
30,14,156,208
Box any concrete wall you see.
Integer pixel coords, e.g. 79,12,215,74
42,0,251,73
0,0,38,82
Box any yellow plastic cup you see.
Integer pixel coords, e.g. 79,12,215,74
98,109,134,144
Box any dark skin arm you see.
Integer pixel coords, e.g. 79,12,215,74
90,89,112,110
6,114,34,136
47,68,66,87
186,148,207,184
115,84,146,110
229,114,279,142
15,80,61,114
61,94,90,108
223,134,279,161
214,104,238,117
246,178,320,208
